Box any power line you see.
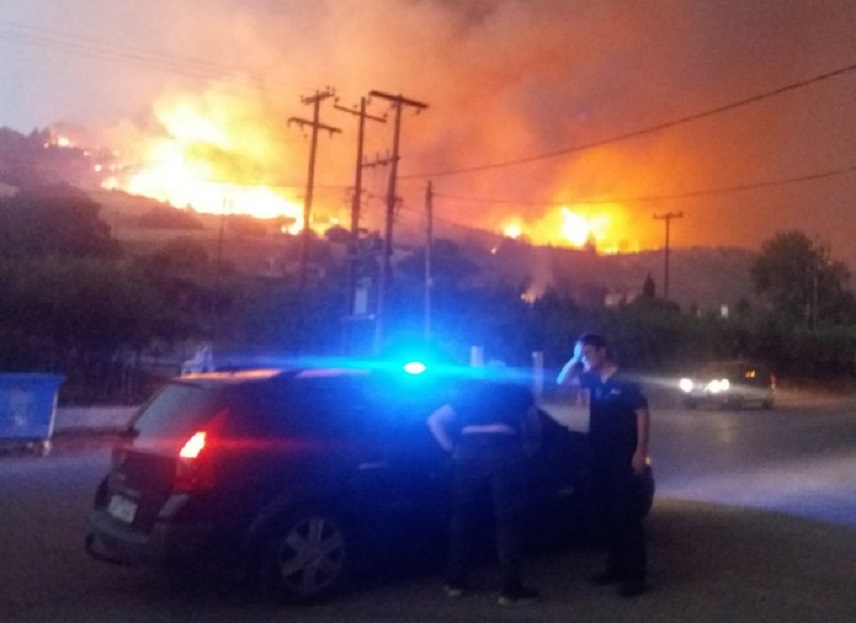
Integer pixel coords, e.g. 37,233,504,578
110,161,856,206
8,19,854,204
401,61,856,180
396,203,503,241
393,161,856,244
431,163,856,207
107,158,856,211
0,20,243,72
0,21,264,85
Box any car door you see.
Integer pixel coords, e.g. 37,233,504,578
524,408,594,540
346,376,452,563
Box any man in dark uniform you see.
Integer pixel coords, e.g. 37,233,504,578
559,333,651,598
427,371,541,606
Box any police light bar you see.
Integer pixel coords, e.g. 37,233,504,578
403,361,427,375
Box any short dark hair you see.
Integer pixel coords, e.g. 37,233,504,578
578,333,611,358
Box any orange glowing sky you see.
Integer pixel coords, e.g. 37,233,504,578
3,1,856,262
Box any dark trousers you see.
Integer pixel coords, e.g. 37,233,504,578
447,435,528,593
591,454,647,584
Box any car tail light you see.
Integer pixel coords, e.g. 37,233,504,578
173,410,226,492
174,433,214,492
179,432,207,459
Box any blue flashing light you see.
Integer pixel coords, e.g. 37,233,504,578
403,361,427,375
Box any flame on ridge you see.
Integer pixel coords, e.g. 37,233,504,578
103,87,308,233
501,205,616,251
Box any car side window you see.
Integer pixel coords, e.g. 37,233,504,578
252,376,374,440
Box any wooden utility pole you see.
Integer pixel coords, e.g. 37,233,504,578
367,90,427,352
288,88,340,293
334,97,386,317
213,198,230,344
653,211,684,300
424,181,433,342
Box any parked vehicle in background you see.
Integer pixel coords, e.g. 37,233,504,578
86,363,654,603
679,360,776,410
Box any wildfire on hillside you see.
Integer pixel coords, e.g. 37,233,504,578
102,86,313,234
99,85,630,249
501,205,623,252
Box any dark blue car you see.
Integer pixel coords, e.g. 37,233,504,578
86,366,653,602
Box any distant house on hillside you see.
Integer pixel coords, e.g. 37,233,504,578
604,291,640,307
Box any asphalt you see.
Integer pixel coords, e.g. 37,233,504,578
5,402,856,621
300,498,856,623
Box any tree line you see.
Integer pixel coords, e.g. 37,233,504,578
1,183,854,404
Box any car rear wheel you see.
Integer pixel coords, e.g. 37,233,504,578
263,509,351,603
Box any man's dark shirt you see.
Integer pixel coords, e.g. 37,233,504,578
583,371,648,455
450,378,533,433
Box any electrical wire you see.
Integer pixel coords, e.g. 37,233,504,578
395,203,504,241
0,20,264,85
431,164,856,207
401,61,856,180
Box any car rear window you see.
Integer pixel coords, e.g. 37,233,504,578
130,382,236,442
248,376,376,439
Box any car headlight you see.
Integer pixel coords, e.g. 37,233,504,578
706,378,730,393
679,378,694,393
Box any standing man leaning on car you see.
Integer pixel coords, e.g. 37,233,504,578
558,333,651,598
427,369,541,606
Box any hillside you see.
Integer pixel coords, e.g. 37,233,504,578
477,242,757,312
83,188,758,312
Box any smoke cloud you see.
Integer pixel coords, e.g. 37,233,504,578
3,0,856,262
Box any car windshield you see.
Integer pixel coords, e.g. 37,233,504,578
698,363,744,378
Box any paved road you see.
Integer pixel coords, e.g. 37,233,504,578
1,401,855,622
652,405,856,527
548,393,856,527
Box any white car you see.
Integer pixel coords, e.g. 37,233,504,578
679,360,776,410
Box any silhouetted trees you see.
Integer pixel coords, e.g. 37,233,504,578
2,203,856,405
642,273,656,298
0,184,120,259
751,230,855,326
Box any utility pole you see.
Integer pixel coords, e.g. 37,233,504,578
213,197,231,344
424,181,433,342
334,97,386,318
653,211,684,300
367,90,427,352
288,88,340,294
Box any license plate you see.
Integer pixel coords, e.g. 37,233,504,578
107,494,137,523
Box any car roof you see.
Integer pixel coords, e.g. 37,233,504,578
697,360,769,373
173,367,372,387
